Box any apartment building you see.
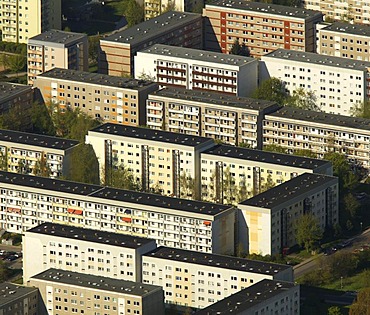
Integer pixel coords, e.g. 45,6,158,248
260,49,370,116
99,11,203,76
0,129,79,178
22,222,157,283
135,44,258,97
0,0,61,43
144,0,202,20
203,0,323,58
86,123,215,198
34,68,158,126
303,0,370,24
0,171,235,254
28,269,165,315
146,87,280,147
0,283,39,315
142,247,293,309
28,30,88,85
195,279,300,315
238,173,338,256
263,106,370,169
200,144,333,204
0,82,33,114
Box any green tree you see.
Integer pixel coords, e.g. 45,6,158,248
33,155,51,178
105,163,141,191
0,103,31,132
286,87,320,111
237,174,249,203
1,53,26,75
30,102,56,135
294,213,323,252
137,71,156,82
251,77,288,105
343,193,360,219
261,173,275,193
350,288,370,315
125,0,144,27
162,1,176,13
0,149,7,171
351,101,370,118
263,144,288,154
328,306,343,315
229,38,250,57
223,166,237,205
179,172,196,200
293,148,317,159
88,35,101,66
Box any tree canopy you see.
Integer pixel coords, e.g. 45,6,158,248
125,0,144,27
251,77,288,105
229,39,250,57
349,287,370,315
294,213,323,252
286,87,320,111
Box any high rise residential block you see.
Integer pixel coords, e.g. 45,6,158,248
22,222,157,283
146,87,280,147
99,11,203,76
0,283,39,315
263,106,370,169
144,0,203,20
0,0,61,43
86,123,215,198
0,82,33,114
34,68,158,126
203,0,323,58
142,247,293,308
0,171,235,254
238,173,338,255
260,48,370,116
27,30,88,85
135,44,258,97
28,269,165,315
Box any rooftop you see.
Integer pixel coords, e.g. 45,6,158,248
89,123,213,147
27,223,155,249
206,0,322,19
0,129,79,150
266,106,370,131
0,283,38,307
31,269,161,296
0,82,32,102
322,21,370,37
264,48,370,70
102,11,201,46
203,144,330,169
37,68,157,90
139,44,255,66
149,87,278,111
240,173,337,209
195,280,297,314
29,29,86,45
144,247,291,275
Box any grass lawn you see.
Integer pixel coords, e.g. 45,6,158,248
321,269,370,291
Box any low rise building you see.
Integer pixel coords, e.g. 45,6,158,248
146,87,280,147
0,82,33,115
0,129,79,178
0,171,235,254
142,247,293,309
86,123,215,198
260,48,370,116
28,30,89,85
23,222,157,283
200,144,333,204
34,68,158,126
238,173,338,256
135,44,258,97
0,283,39,315
28,269,165,315
263,106,370,169
195,279,300,315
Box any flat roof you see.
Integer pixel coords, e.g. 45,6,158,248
27,222,154,249
195,279,297,314
0,129,79,150
144,247,291,275
102,11,201,46
0,82,32,102
266,106,370,132
240,173,337,209
0,283,38,307
264,49,370,71
149,87,278,111
139,44,255,66
31,269,161,297
29,29,86,45
322,21,370,37
0,171,230,216
89,123,213,147
206,0,322,19
37,68,157,91
203,144,330,170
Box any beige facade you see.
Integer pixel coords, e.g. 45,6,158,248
203,0,323,58
0,82,33,115
142,247,293,309
0,0,61,43
99,11,203,76
263,107,370,169
238,173,338,255
29,269,165,315
34,68,158,126
146,87,280,148
200,144,333,205
144,0,202,20
0,283,39,315
28,30,88,85
22,222,157,283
